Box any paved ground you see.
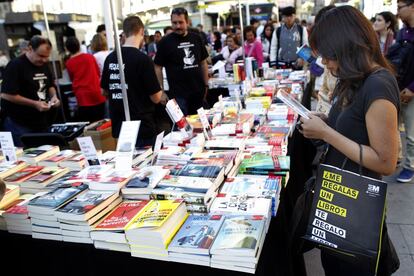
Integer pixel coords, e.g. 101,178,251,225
304,135,414,275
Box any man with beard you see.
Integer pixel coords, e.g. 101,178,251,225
154,7,209,115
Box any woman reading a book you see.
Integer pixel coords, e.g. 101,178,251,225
299,6,399,276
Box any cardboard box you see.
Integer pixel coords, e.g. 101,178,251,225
83,120,117,152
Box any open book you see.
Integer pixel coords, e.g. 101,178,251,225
276,90,311,119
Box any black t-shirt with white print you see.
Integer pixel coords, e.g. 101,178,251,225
101,47,161,139
1,54,54,130
154,32,208,98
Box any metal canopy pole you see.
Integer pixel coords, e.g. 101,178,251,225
109,0,131,121
238,0,245,60
41,0,66,122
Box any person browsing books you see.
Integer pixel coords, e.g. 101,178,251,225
0,35,61,146
243,26,264,68
154,7,209,115
101,16,163,147
299,6,399,276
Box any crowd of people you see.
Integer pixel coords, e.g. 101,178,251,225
0,2,414,275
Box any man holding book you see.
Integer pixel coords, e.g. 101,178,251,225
0,36,61,146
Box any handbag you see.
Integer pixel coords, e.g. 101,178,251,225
302,145,388,275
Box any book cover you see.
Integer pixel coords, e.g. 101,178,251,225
169,214,225,254
122,166,169,194
210,196,272,217
3,165,44,183
210,215,266,256
40,150,77,164
170,164,222,179
220,176,281,199
0,161,27,179
28,183,88,210
25,167,68,184
56,190,116,216
44,170,81,190
127,199,183,229
3,194,37,218
156,175,214,194
88,169,136,190
94,200,150,231
69,165,113,182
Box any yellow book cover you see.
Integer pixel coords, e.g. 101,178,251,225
127,199,183,229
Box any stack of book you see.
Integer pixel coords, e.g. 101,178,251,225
19,166,69,194
238,152,290,177
162,131,192,147
219,175,282,217
190,149,240,176
121,166,170,200
210,195,272,221
0,161,27,179
249,86,275,98
59,152,86,171
67,165,113,184
54,190,121,243
156,146,203,166
3,194,37,235
3,165,45,188
91,200,150,252
87,169,136,191
43,170,81,190
38,150,80,167
27,183,88,241
19,145,60,165
0,184,20,209
168,214,225,266
210,215,267,274
125,199,188,261
245,96,272,110
204,137,246,151
152,164,225,213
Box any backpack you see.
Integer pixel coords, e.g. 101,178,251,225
386,29,414,83
276,24,304,63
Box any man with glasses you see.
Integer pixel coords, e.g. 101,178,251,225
154,7,209,115
395,0,414,182
0,35,60,146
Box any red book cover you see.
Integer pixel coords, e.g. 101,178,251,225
4,166,44,183
94,200,150,230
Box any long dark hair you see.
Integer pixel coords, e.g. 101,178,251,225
310,6,393,107
261,23,274,41
377,11,398,34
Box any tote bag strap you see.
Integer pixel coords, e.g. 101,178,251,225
340,144,363,176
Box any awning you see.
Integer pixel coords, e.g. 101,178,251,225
146,19,171,30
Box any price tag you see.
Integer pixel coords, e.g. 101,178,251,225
151,131,164,165
115,121,141,171
197,107,212,139
0,132,17,163
165,99,185,123
77,136,100,166
218,95,224,111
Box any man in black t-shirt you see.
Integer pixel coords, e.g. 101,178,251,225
101,15,162,147
1,36,61,146
154,7,209,116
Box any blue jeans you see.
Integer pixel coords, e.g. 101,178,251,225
402,100,414,170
